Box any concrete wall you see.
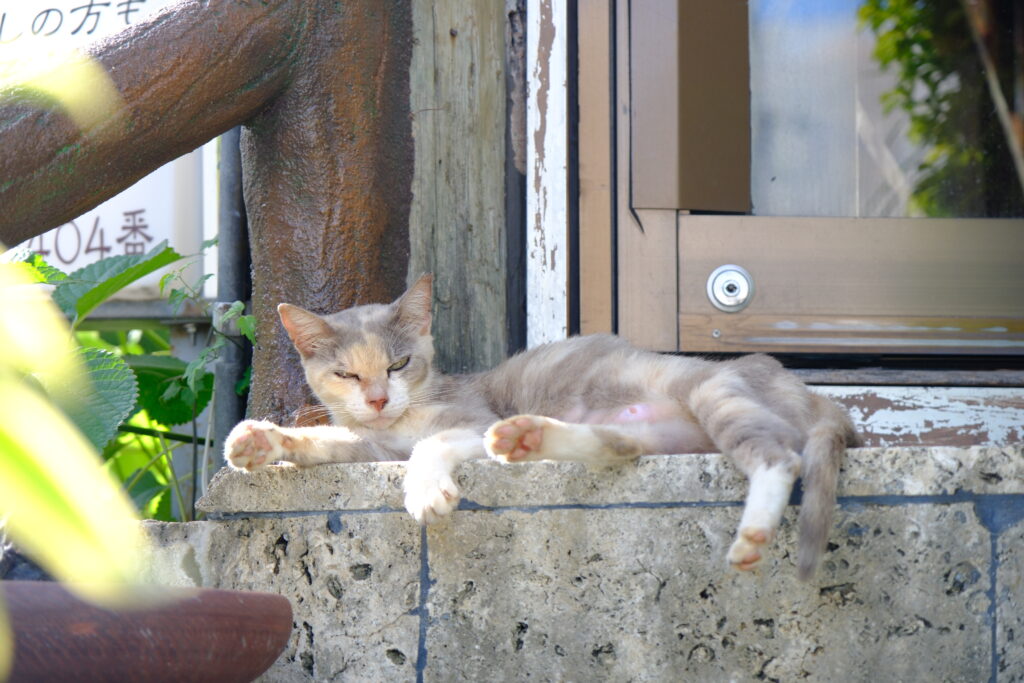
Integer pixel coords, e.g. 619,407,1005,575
145,445,1024,681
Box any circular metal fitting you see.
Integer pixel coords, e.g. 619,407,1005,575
706,264,754,313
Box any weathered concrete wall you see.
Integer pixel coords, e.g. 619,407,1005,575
145,445,1024,681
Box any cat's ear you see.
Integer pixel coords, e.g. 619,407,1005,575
394,273,433,336
278,303,334,358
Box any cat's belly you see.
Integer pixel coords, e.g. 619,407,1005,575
559,399,679,425
558,400,715,454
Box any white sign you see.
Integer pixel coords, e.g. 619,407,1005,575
3,0,210,300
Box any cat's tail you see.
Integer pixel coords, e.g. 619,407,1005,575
797,396,860,580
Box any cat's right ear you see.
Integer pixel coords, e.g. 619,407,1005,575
278,303,334,358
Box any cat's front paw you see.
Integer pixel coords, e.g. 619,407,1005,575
224,420,288,471
403,462,461,524
726,527,773,572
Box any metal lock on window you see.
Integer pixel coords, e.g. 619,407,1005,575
706,264,754,313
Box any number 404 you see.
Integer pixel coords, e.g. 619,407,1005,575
23,217,113,266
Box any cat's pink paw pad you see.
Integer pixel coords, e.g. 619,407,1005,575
743,528,768,544
485,415,547,462
727,527,773,572
224,420,283,472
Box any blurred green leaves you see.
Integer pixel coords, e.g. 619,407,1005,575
0,258,148,615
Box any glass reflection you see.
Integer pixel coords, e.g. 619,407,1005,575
750,0,1024,218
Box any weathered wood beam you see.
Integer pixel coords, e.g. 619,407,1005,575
0,0,299,244
0,0,414,426
408,0,511,373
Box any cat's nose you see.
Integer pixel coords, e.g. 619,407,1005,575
367,397,388,412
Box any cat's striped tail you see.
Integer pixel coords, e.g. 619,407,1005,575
797,395,861,580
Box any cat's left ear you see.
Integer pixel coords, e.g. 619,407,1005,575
394,273,433,336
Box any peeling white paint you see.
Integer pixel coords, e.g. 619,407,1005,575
526,0,569,347
816,386,1024,447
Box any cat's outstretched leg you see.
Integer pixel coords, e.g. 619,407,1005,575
725,460,800,571
403,428,487,524
224,419,402,470
686,366,804,573
485,415,645,465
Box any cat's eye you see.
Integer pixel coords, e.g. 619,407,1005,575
335,370,359,381
387,356,410,373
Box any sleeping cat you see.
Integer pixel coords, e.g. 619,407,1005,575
224,274,859,579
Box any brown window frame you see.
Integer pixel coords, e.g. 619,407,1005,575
577,0,1024,369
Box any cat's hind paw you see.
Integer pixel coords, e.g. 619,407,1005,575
403,469,461,525
224,420,288,472
485,415,549,462
726,527,773,572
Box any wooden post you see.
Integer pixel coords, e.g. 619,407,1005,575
408,0,517,373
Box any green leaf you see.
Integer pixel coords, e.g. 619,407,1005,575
138,328,171,353
28,253,68,284
0,374,146,605
146,488,173,521
167,287,189,314
222,300,245,321
51,240,183,326
161,380,182,403
235,365,252,396
183,348,218,395
125,468,168,512
47,347,140,451
125,354,213,426
103,432,154,477
0,250,68,286
0,252,67,285
97,330,130,350
237,315,257,345
0,261,46,284
158,272,175,296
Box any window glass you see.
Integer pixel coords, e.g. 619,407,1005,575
750,0,1024,218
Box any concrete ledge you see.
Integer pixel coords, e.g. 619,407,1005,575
146,445,1024,681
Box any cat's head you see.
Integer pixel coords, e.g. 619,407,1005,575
278,274,435,430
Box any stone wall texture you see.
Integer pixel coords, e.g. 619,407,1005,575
144,445,1024,682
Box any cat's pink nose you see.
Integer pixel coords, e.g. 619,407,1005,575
367,397,388,412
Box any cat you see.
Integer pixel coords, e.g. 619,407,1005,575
224,274,859,579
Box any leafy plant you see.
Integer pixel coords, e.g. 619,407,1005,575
9,240,254,523
858,0,1024,217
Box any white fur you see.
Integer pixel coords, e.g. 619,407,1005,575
403,428,487,524
726,460,799,570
